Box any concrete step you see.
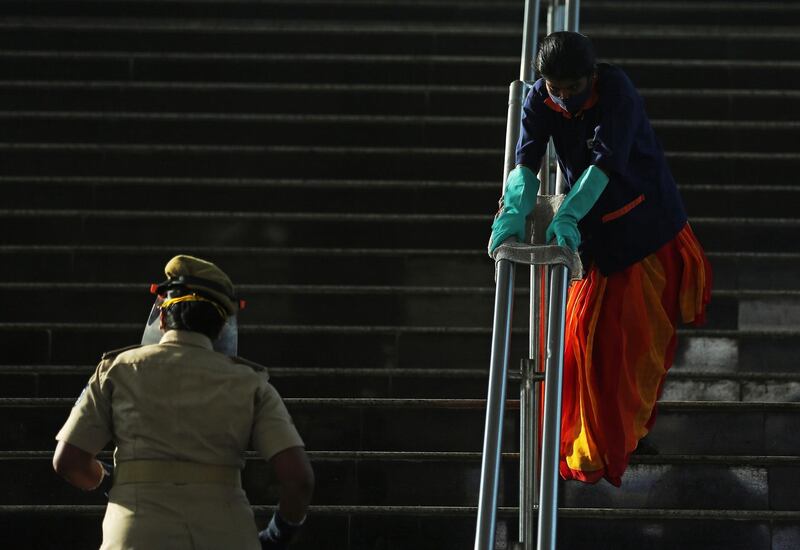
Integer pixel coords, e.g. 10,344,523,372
3,51,800,93
0,177,500,215
1,210,798,253
2,452,798,511
2,246,798,291
1,80,798,122
0,143,795,186
0,1,526,23
641,88,800,121
5,282,796,334
584,1,800,27
3,362,800,402
1,322,798,377
3,111,798,153
5,110,516,149
0,80,510,118
2,209,494,249
2,0,798,27
661,371,800,403
4,178,800,220
0,19,797,59
0,245,501,287
3,397,800,456
2,504,798,550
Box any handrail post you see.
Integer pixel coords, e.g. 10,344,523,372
504,80,527,182
522,261,547,550
474,258,515,550
478,2,580,549
536,264,570,549
519,6,544,545
519,0,541,83
490,242,578,550
480,0,541,544
545,0,567,195
565,0,580,32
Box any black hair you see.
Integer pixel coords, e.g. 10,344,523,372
535,31,596,81
163,292,226,341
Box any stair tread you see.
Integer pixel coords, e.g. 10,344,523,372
1,321,799,336
2,17,799,38
4,244,800,260
5,110,800,131
4,209,799,227
3,449,800,466
4,50,800,70
2,142,799,159
4,396,800,410
1,0,798,16
1,504,798,520
4,176,800,194
3,282,800,297
4,363,800,380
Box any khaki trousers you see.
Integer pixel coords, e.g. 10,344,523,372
100,483,260,550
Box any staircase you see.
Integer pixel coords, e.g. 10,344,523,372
2,1,800,549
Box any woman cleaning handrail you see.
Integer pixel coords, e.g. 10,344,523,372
490,31,712,488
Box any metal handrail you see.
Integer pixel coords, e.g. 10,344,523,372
477,239,578,550
474,1,541,548
475,2,580,549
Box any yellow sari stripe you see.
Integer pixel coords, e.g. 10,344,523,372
631,256,672,444
565,274,607,472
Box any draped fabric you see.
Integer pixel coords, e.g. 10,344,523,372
559,223,712,487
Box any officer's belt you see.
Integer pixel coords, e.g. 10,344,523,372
114,460,241,487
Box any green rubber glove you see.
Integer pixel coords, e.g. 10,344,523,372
489,165,540,254
546,165,609,250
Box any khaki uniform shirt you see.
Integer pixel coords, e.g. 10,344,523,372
55,330,304,550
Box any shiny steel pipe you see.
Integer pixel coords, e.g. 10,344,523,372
474,258,515,550
565,0,580,32
503,80,527,184
536,264,570,550
520,0,542,82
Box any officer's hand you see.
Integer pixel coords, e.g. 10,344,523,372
546,218,581,251
97,460,114,498
258,510,303,550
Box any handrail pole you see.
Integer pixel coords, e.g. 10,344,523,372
519,354,536,549
545,0,566,195
565,0,580,32
481,1,578,548
490,2,542,546
503,80,527,183
536,264,570,550
521,264,546,549
474,258,516,550
518,5,543,549
519,0,541,82
505,0,541,183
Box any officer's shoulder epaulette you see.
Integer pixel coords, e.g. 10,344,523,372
231,355,268,372
100,344,143,361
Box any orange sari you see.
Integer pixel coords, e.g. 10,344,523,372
559,223,712,486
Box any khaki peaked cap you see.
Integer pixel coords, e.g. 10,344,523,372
164,255,238,315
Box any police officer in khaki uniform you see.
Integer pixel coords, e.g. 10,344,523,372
53,255,314,550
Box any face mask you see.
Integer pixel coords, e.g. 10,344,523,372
549,79,593,114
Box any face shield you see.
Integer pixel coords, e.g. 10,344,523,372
141,283,242,357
